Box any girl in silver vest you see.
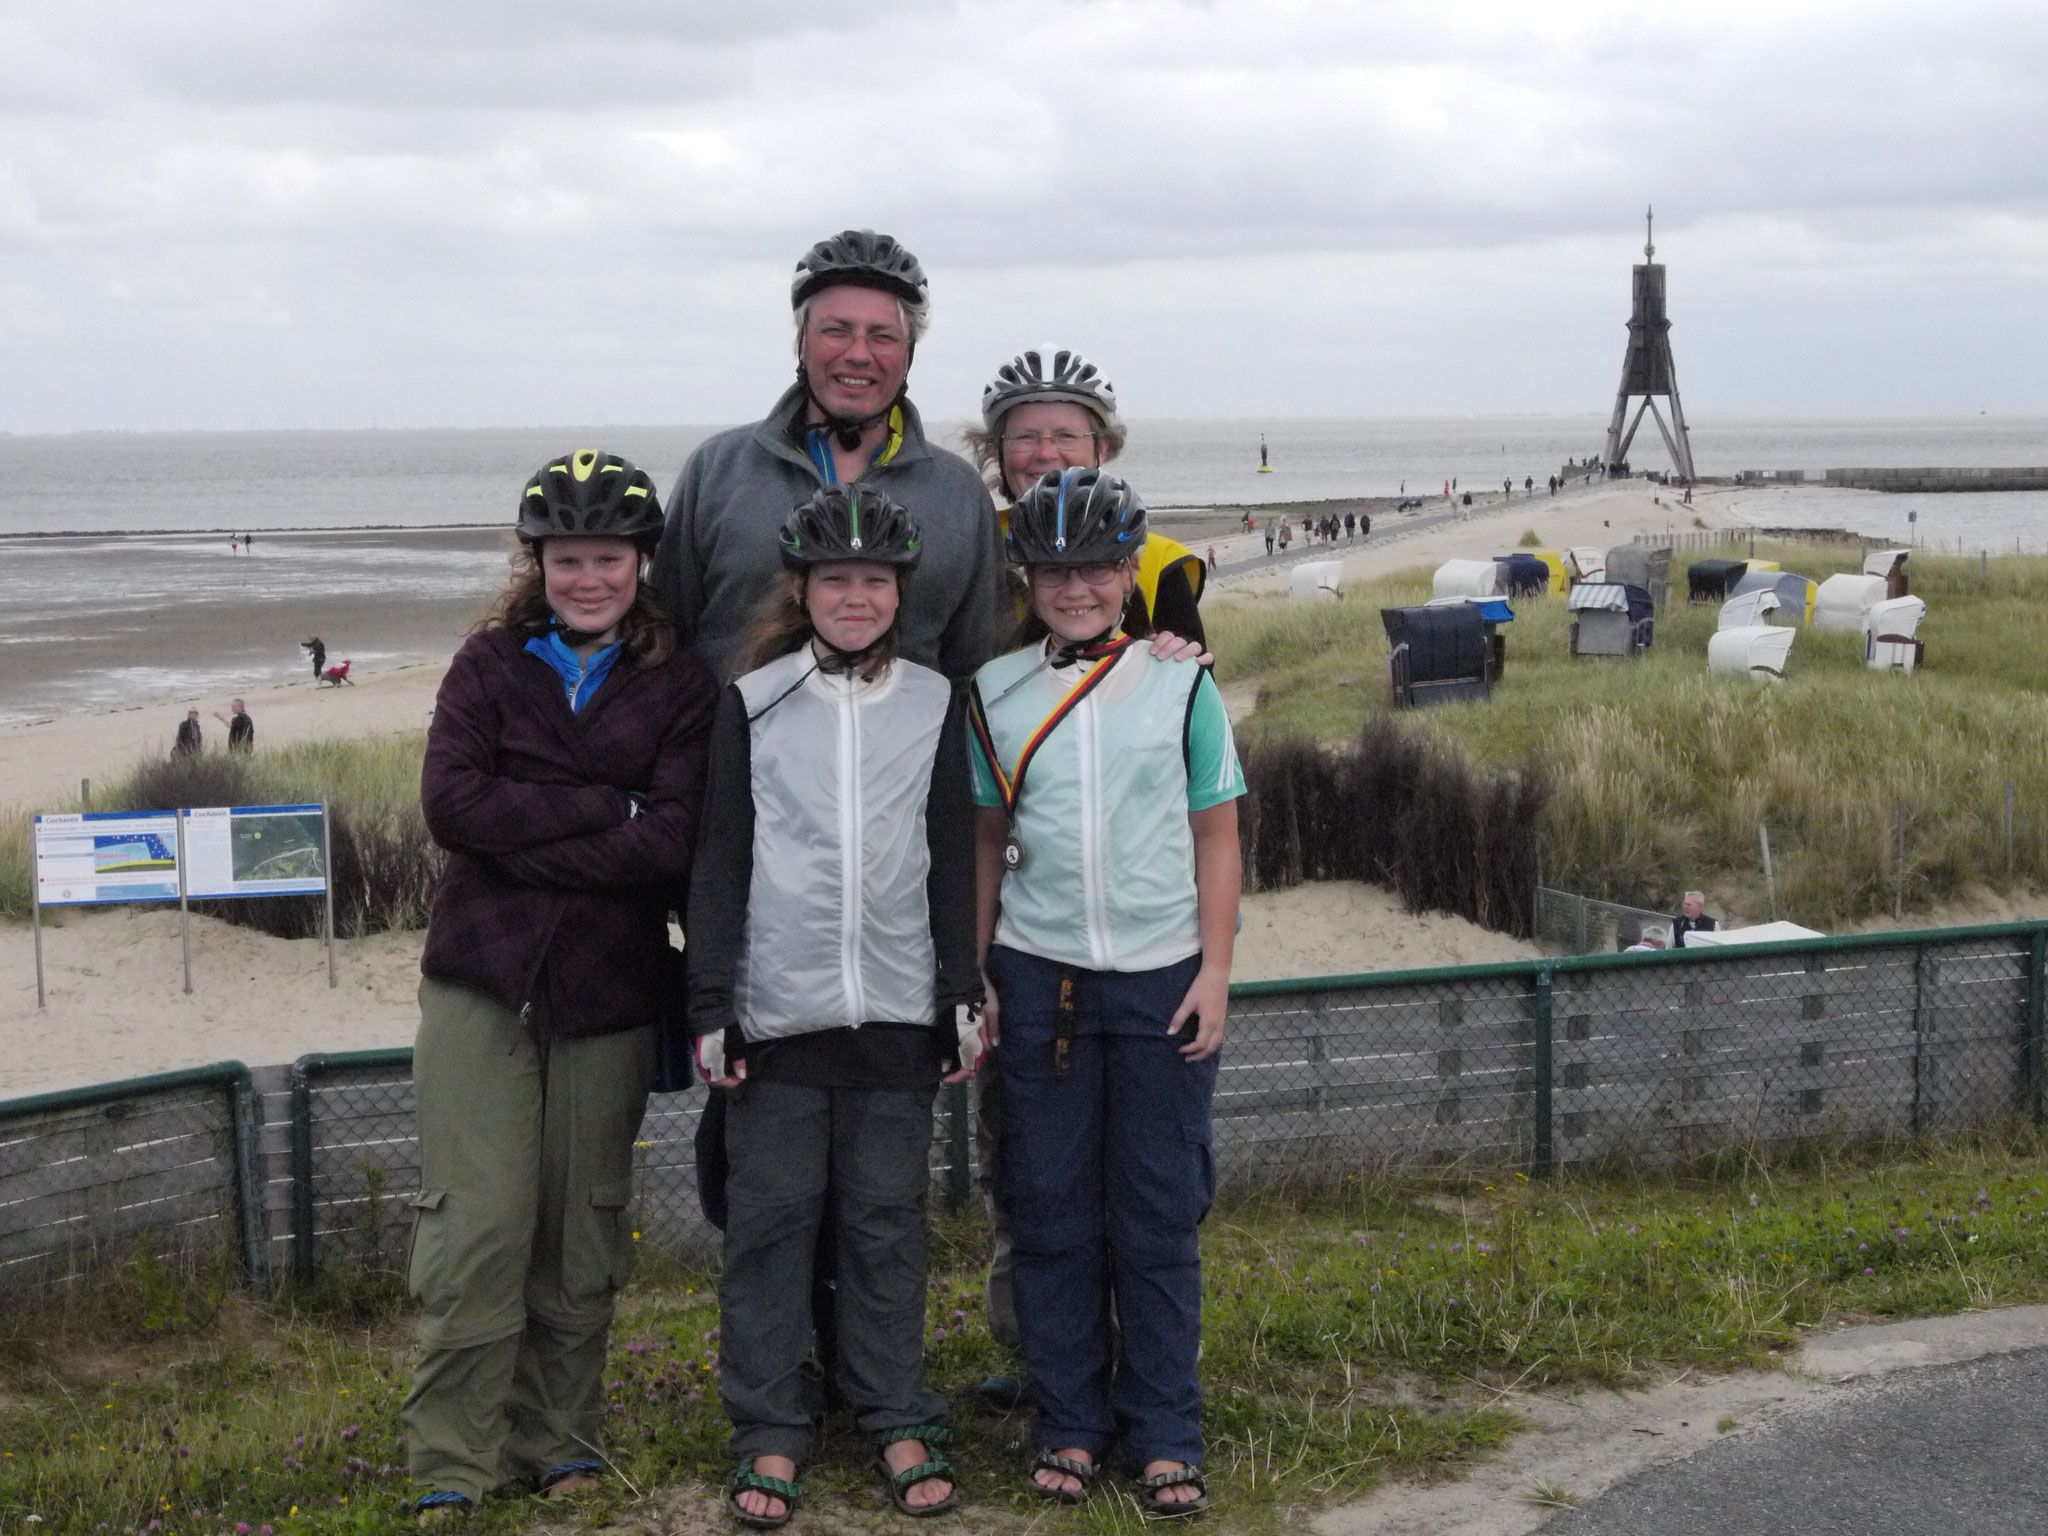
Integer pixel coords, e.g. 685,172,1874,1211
969,469,1244,1518
685,485,984,1528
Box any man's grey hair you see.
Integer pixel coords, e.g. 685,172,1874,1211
792,291,931,356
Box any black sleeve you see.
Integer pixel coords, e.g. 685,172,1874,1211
684,685,754,1041
1150,561,1206,649
926,684,983,1023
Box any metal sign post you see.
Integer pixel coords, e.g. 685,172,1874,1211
1760,823,1779,921
31,871,44,1010
176,809,193,996
322,802,338,988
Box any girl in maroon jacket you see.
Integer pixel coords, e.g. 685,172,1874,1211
402,451,717,1518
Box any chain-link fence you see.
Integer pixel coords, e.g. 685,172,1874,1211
1534,885,1678,955
2,921,2043,1297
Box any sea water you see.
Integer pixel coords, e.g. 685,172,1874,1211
1,415,2043,719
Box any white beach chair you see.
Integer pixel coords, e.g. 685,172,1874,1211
1708,624,1796,680
1865,596,1928,673
1432,558,1502,599
1716,589,1783,630
1289,560,1343,601
1812,572,1887,633
1567,546,1606,583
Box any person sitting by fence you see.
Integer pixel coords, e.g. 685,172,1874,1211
401,450,718,1521
970,470,1243,1517
686,487,982,1528
1673,891,1717,948
1624,924,1671,953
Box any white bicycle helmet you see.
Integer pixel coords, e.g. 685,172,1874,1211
980,346,1118,432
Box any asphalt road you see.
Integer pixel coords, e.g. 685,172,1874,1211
1544,1346,2048,1533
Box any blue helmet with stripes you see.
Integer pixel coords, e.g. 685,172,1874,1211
1005,468,1147,566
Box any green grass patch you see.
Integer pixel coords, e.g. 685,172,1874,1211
6,1133,2048,1533
1209,542,2048,925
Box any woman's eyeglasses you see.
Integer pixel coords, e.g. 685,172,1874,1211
1002,430,1098,456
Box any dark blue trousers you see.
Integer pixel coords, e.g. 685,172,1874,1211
988,945,1217,1470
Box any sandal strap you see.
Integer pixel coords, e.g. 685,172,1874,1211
728,1467,805,1501
1139,1466,1207,1493
413,1492,473,1512
538,1460,604,1490
884,1457,954,1491
1033,1451,1097,1480
874,1422,951,1449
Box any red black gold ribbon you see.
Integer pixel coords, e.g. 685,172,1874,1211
968,636,1133,818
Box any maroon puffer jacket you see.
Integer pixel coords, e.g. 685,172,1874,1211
419,626,719,1038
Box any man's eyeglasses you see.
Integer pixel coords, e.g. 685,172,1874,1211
1002,430,1098,456
1030,562,1125,589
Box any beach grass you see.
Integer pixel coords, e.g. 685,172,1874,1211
4,1129,2048,1534
1209,541,2048,926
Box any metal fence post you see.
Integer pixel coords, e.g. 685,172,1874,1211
229,1069,271,1295
1531,966,1555,1177
289,1060,316,1285
2028,926,2046,1126
944,1082,972,1212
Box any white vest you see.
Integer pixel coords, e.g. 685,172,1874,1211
975,644,1206,972
733,648,950,1040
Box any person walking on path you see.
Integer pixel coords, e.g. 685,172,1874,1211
174,709,202,755
971,469,1243,1517
213,699,254,753
1263,523,1275,556
651,229,1003,685
302,637,326,682
688,487,982,1527
401,450,718,1519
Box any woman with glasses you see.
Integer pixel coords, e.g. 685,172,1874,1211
969,469,1241,1517
962,347,1207,645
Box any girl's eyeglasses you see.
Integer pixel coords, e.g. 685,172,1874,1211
1030,563,1124,589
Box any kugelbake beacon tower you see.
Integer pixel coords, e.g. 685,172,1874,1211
1602,206,1698,482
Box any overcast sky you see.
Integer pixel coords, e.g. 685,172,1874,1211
2,0,2044,432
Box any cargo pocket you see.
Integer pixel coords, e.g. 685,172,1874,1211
403,1189,446,1298
583,1181,636,1295
1182,1117,1216,1225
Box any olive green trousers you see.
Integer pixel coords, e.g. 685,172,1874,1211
401,976,654,1502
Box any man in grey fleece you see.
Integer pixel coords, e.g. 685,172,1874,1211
650,229,1005,684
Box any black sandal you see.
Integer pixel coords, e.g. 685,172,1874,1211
725,1463,804,1530
536,1459,604,1494
1136,1463,1209,1519
873,1424,960,1518
1028,1449,1098,1504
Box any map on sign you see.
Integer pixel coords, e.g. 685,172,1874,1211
34,812,182,905
183,805,328,899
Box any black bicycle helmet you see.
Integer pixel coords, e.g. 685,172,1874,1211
518,449,663,547
1005,468,1147,566
791,229,929,309
778,485,922,570
981,346,1118,431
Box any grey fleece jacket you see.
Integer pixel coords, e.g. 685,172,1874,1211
650,384,1006,683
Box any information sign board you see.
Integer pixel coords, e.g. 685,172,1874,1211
182,804,329,898
33,812,181,905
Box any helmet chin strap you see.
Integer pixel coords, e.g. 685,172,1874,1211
795,343,913,452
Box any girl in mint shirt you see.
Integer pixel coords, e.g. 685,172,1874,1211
968,468,1243,1518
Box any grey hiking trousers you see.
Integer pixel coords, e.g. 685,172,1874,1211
401,976,654,1501
719,1079,947,1463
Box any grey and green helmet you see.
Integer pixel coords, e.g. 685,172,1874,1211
778,485,922,570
